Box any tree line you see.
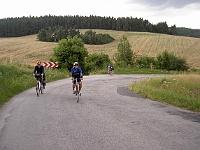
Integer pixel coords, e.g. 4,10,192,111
37,27,115,45
177,27,200,38
1,15,199,38
0,15,178,37
37,26,80,42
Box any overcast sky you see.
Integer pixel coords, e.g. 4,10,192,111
1,0,200,29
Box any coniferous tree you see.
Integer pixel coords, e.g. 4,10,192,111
156,22,169,34
169,25,177,35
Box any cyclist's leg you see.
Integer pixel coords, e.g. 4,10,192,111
35,76,38,84
42,73,46,87
72,79,76,93
79,82,82,91
110,69,113,74
78,78,82,91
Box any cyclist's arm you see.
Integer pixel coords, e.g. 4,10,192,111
71,68,74,79
41,66,44,74
79,68,83,78
33,66,36,74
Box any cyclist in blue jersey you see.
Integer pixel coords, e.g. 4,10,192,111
71,62,83,94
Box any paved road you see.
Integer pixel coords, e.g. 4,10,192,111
0,74,200,150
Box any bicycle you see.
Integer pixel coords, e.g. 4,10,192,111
35,73,44,97
108,66,114,76
73,78,82,103
108,69,114,75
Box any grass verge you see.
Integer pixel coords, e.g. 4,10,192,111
129,74,200,112
114,67,171,74
0,65,69,107
89,67,179,75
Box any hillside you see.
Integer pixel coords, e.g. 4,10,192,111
177,27,200,38
0,35,56,66
0,30,200,69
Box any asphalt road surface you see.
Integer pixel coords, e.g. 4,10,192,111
0,74,200,150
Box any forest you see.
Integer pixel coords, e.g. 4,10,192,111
0,15,199,38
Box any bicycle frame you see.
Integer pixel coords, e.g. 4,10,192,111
35,74,43,97
108,69,114,75
73,78,82,102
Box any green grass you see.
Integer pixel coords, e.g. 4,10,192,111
0,65,69,107
88,67,186,75
88,68,166,75
129,74,200,112
88,66,200,75
114,67,171,74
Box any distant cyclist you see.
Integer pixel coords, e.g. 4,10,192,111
33,61,46,89
71,62,83,94
108,65,114,75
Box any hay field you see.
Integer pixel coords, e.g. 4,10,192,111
0,30,200,68
0,35,56,66
83,29,200,69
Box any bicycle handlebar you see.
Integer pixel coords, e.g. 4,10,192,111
34,73,43,76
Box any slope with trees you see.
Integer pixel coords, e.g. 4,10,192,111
0,15,177,37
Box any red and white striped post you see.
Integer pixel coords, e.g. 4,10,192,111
43,62,58,68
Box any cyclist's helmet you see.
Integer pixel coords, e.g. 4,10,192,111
73,62,79,66
37,61,41,65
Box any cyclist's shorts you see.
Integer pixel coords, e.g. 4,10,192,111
73,78,81,84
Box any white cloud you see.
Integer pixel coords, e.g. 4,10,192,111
127,0,200,8
145,3,200,28
0,0,200,29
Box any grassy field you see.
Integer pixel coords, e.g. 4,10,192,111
0,35,56,66
0,30,200,69
129,74,200,112
0,30,200,109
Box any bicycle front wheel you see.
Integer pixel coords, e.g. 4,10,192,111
76,85,79,102
36,81,40,97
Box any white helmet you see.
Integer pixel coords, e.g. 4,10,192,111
73,62,79,66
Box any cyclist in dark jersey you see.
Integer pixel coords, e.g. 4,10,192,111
33,61,46,88
71,62,83,94
108,65,114,74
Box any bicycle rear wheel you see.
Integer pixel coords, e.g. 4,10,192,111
40,83,44,94
77,93,79,102
76,85,79,103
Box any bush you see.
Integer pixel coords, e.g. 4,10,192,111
52,36,88,71
136,56,156,68
81,30,114,45
86,53,111,72
114,36,133,66
156,51,189,71
37,26,81,42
